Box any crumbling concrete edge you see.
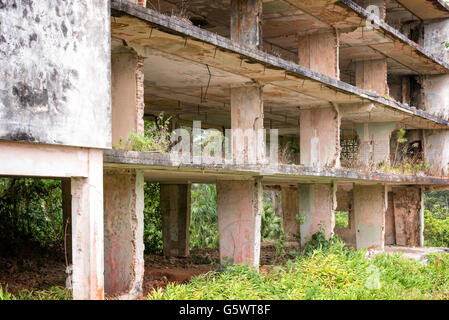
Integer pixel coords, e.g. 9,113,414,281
110,0,449,129
103,150,449,186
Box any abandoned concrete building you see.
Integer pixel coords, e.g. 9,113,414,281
1,0,449,300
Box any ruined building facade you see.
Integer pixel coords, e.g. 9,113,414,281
1,0,449,299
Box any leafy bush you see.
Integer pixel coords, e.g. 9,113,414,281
190,184,219,249
335,211,349,229
0,178,63,249
114,115,171,152
143,182,163,254
424,191,449,248
0,286,71,300
148,242,449,300
261,202,283,242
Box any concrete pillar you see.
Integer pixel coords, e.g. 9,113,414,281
392,186,423,247
230,0,263,49
103,169,144,298
217,178,263,267
160,184,191,257
353,184,387,250
281,185,300,241
299,106,340,168
62,179,72,265
111,49,145,145
354,59,389,96
355,122,397,166
298,30,340,79
299,183,336,248
420,19,449,176
71,149,104,300
103,170,144,297
230,85,264,164
384,191,396,245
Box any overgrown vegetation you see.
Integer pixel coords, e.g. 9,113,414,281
114,115,172,152
0,178,63,251
148,240,449,300
424,191,449,248
335,211,349,229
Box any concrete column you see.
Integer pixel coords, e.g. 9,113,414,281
298,30,340,79
419,19,449,175
111,49,145,145
281,185,300,241
299,183,336,248
354,59,389,96
217,178,263,267
103,169,144,298
299,106,340,168
160,184,191,257
62,179,72,265
354,184,387,250
355,122,397,166
392,186,423,247
71,149,104,300
230,0,263,49
384,191,396,245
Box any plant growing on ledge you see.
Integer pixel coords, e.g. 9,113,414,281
113,114,172,152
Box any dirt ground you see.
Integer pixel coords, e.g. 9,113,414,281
0,242,294,297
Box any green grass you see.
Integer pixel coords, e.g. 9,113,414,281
0,286,71,300
148,242,449,300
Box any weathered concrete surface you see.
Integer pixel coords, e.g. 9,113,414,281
230,85,264,164
104,169,144,298
392,186,422,247
103,149,449,185
334,185,356,247
112,50,145,145
354,184,386,250
281,185,300,241
354,59,388,96
298,30,340,79
300,107,340,168
230,0,263,50
355,122,397,166
160,184,191,257
110,2,449,129
0,141,90,178
421,18,449,176
0,0,111,148
395,0,449,21
71,149,104,300
384,192,396,245
217,178,262,266
299,183,336,248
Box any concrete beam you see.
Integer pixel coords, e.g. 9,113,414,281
217,178,262,267
71,149,104,300
111,50,145,145
299,183,336,248
104,169,144,298
354,184,387,250
281,185,300,241
160,184,191,257
300,106,340,168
